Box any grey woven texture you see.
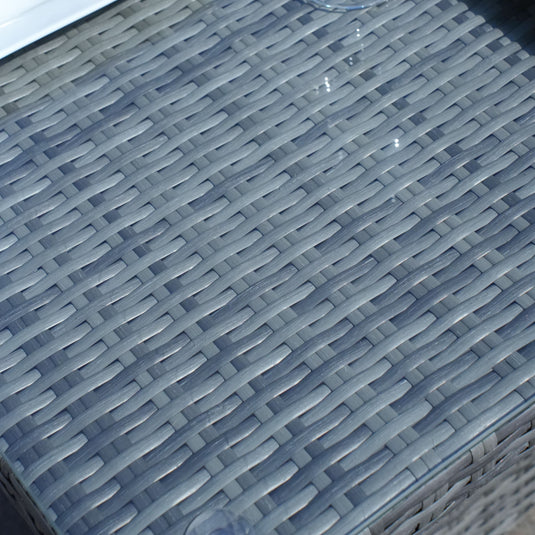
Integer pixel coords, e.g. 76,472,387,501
421,413,535,535
1,0,535,533
378,401,535,534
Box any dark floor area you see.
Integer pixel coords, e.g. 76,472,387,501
0,490,32,535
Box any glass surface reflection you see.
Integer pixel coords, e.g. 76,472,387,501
303,0,387,11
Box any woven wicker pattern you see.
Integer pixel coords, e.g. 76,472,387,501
378,403,535,534
1,0,535,533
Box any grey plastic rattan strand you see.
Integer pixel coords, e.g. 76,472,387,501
1,0,535,533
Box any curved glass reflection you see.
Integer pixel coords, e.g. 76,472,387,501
303,0,387,11
186,509,255,535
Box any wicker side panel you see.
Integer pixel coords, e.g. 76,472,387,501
373,406,535,535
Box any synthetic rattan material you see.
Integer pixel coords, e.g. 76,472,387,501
377,403,535,534
1,0,535,533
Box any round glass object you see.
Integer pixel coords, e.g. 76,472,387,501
186,510,255,535
303,0,387,11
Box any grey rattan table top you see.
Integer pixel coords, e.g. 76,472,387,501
1,0,535,534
